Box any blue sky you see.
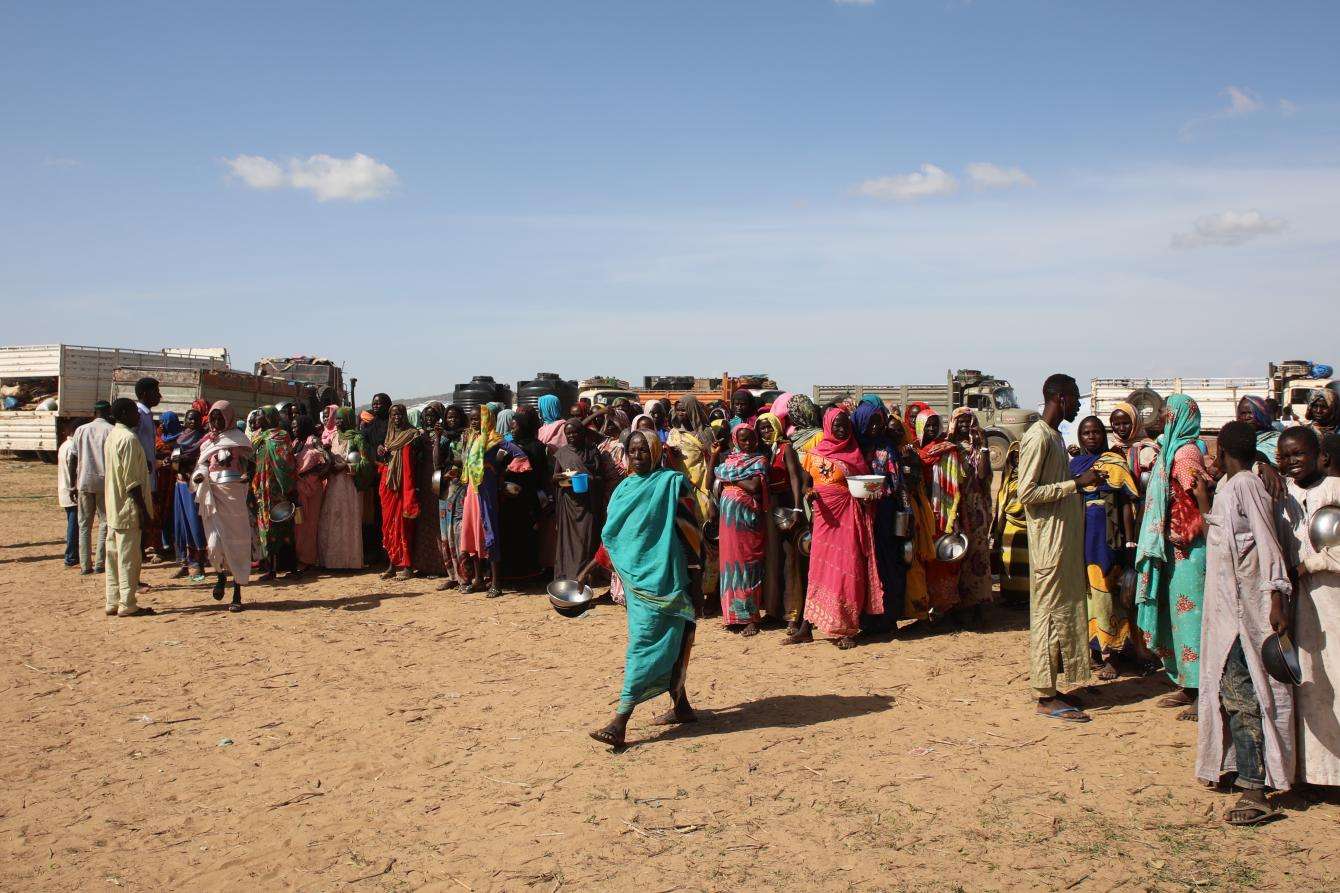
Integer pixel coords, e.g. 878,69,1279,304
3,1,1338,404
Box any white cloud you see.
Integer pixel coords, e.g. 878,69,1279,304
853,164,957,201
1179,85,1268,140
966,162,1035,189
1170,209,1287,250
223,152,398,201
833,0,876,5
224,154,286,190
1279,98,1298,116
42,156,81,168
1223,85,1262,116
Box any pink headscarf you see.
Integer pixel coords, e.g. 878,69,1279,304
770,391,794,433
812,407,869,473
321,405,339,447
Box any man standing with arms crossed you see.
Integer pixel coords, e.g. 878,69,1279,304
104,398,154,617
1017,373,1100,722
66,400,114,574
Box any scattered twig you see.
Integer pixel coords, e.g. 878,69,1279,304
347,857,395,883
269,791,324,810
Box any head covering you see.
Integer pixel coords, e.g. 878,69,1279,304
495,407,516,440
159,411,182,442
859,394,885,410
1109,400,1144,445
189,398,209,416
1239,395,1279,463
756,412,784,447
851,401,888,451
381,404,419,490
916,411,941,447
512,405,541,443
464,404,504,486
769,391,794,431
538,394,563,424
812,407,868,472
787,394,822,452
626,428,664,470
208,400,238,433
1240,395,1272,431
1135,394,1202,574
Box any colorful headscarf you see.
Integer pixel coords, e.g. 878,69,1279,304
208,400,237,433
756,412,784,447
770,391,794,432
626,427,664,469
905,401,933,430
851,401,888,451
916,411,964,535
495,407,516,441
859,394,885,410
1241,395,1279,464
464,404,504,487
812,407,868,472
1109,400,1143,444
787,394,822,453
159,411,182,443
538,394,563,424
1135,394,1202,592
190,398,210,417
382,404,419,490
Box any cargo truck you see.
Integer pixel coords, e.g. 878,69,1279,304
812,369,1039,472
0,344,228,456
1089,359,1333,436
110,367,311,424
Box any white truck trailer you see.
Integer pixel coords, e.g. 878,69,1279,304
0,344,228,456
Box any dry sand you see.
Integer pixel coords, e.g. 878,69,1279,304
2,458,1337,891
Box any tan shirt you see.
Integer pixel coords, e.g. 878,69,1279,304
103,423,151,530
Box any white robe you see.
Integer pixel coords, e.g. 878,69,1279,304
193,431,255,585
1195,473,1294,789
1279,476,1340,786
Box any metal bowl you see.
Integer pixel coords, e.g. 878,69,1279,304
1262,632,1303,685
798,529,812,557
934,531,969,563
892,508,913,538
771,507,802,531
846,474,884,500
546,579,595,615
902,539,915,563
346,450,361,465
503,481,523,497
1309,505,1340,552
431,469,449,497
209,469,249,484
270,501,295,524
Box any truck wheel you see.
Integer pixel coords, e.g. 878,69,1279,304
1125,387,1164,432
986,433,1011,473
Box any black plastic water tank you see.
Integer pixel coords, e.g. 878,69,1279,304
515,372,577,411
452,376,511,415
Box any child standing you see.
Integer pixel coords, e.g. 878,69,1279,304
1194,422,1295,824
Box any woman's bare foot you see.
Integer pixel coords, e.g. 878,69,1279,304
835,636,857,650
741,622,759,638
1095,659,1119,681
1157,689,1194,709
783,622,813,645
651,704,697,726
1177,704,1198,722
380,566,396,580
786,622,800,636
589,714,630,749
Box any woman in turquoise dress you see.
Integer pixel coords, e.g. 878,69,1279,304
1135,394,1211,720
582,430,704,750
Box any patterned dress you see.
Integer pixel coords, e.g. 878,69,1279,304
714,451,768,625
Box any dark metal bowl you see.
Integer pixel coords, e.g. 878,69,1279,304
1262,632,1303,686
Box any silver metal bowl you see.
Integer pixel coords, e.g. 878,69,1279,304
346,450,361,465
798,529,812,557
934,531,969,563
503,481,523,497
432,469,449,497
270,501,295,523
209,469,249,484
771,507,802,531
1309,505,1340,552
546,579,595,615
902,539,915,563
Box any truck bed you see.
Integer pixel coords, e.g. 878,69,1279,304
812,384,953,415
1090,377,1270,434
111,368,307,419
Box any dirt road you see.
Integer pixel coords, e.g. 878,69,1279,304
1,459,1335,891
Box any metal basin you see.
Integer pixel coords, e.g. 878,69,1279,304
934,532,969,563
209,470,249,485
270,501,295,524
1262,632,1303,685
771,507,802,531
547,579,595,615
798,529,812,557
1310,505,1340,552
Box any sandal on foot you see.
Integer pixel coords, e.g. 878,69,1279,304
211,581,226,601
1039,706,1091,723
588,728,625,749
486,586,504,598
228,602,243,613
117,606,157,618
1225,796,1280,826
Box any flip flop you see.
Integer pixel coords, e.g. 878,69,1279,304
1040,706,1091,723
588,728,626,750
117,606,157,618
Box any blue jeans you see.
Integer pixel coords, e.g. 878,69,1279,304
1220,637,1266,790
64,506,79,566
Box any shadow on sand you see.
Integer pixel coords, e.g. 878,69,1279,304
628,693,895,748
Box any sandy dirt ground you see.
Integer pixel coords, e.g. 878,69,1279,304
2,458,1337,892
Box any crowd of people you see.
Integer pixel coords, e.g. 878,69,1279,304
54,372,1340,823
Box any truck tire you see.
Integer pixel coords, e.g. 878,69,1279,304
1125,387,1164,432
985,431,1011,474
